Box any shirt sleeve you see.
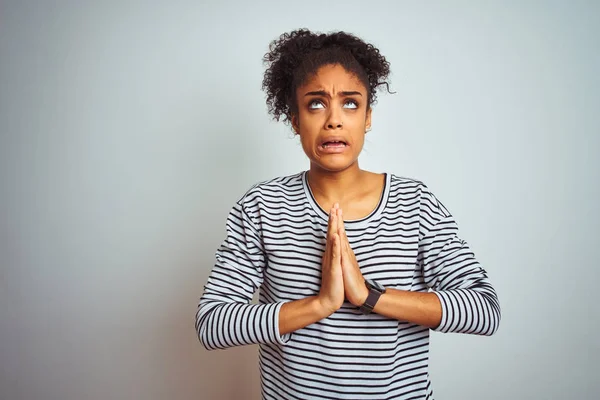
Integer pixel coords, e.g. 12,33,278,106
195,196,290,350
417,186,501,336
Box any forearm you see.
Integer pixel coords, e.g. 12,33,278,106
419,214,501,335
197,300,289,350
432,287,500,335
371,286,500,335
372,288,442,329
278,296,331,335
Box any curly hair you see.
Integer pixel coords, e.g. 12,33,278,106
262,29,392,126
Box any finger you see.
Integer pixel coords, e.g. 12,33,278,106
336,208,350,252
335,207,343,234
338,208,347,239
321,208,333,260
331,233,341,265
328,206,337,239
324,207,338,262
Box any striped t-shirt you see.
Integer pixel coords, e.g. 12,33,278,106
196,171,500,399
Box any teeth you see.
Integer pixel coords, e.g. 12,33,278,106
323,141,345,148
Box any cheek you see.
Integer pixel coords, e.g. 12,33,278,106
353,134,365,151
297,114,321,140
298,110,321,126
298,134,315,155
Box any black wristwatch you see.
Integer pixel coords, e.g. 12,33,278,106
359,279,386,315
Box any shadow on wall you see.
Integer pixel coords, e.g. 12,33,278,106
187,242,263,399
185,119,268,399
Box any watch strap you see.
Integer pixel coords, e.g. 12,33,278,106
359,280,385,315
359,290,382,314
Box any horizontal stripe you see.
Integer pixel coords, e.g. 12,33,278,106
197,171,500,399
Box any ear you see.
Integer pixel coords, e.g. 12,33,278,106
365,107,372,133
291,114,300,135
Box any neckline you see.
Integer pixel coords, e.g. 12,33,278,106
301,171,390,226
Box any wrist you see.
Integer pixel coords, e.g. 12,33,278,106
314,296,337,319
359,279,387,314
350,285,369,307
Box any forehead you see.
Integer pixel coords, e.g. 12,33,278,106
299,64,367,93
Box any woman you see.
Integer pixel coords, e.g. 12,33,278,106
196,29,500,399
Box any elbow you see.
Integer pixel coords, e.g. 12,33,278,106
478,318,500,337
196,323,212,351
437,288,501,336
488,308,502,336
196,324,220,351
467,286,501,336
195,306,217,351
479,297,501,337
198,333,216,351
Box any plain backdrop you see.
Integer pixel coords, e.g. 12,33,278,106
1,1,599,399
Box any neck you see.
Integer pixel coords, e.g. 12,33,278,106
307,162,365,204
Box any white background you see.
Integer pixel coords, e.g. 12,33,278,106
1,1,598,399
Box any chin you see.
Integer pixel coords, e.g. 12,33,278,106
312,158,357,173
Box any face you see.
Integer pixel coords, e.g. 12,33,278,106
291,64,372,173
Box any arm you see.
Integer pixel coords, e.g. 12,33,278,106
279,205,346,335
278,296,330,335
415,187,500,335
418,213,501,335
196,200,290,350
366,289,443,329
340,188,500,335
348,219,500,334
197,200,345,348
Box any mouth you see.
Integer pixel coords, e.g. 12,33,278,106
319,140,347,149
318,139,348,154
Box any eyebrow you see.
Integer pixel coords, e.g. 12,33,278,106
304,90,363,97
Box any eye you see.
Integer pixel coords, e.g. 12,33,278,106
343,99,358,109
309,100,325,109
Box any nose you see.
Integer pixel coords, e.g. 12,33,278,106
325,107,343,130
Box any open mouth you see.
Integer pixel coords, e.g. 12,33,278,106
321,140,347,148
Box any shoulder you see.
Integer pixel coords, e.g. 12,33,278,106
236,171,305,208
387,173,451,218
387,173,430,198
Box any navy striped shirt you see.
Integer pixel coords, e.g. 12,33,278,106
196,171,500,399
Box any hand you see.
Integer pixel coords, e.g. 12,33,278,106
317,205,345,316
337,208,369,307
